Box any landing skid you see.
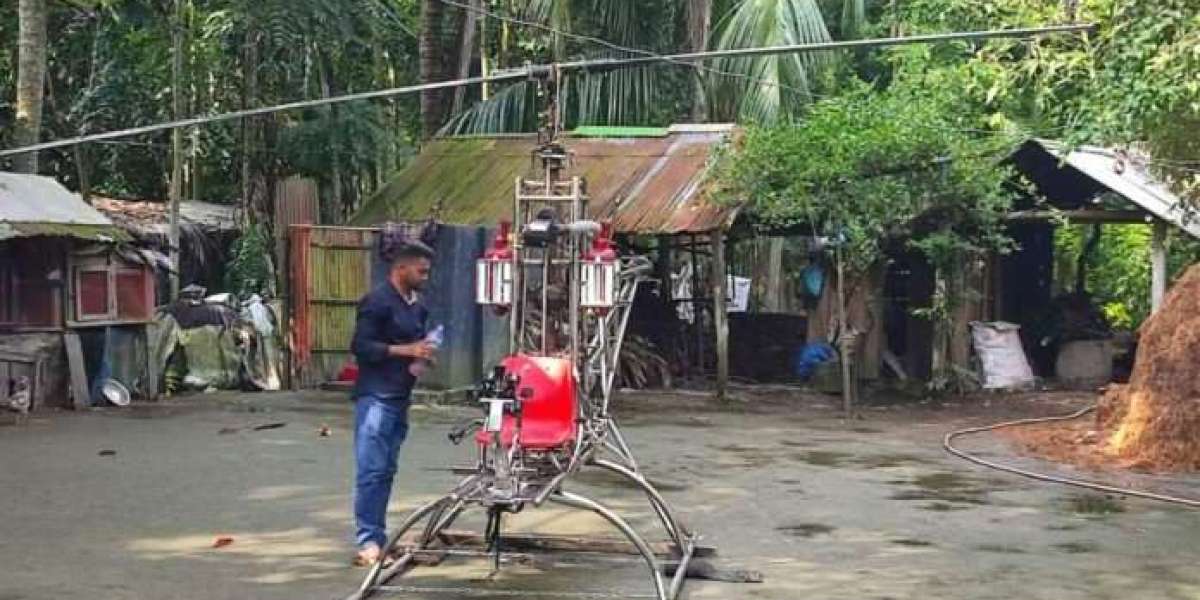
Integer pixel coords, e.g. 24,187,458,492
347,443,696,600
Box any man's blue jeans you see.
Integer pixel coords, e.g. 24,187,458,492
354,394,410,549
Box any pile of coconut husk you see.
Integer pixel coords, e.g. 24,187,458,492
1097,263,1200,471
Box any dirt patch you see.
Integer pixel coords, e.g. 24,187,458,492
776,523,835,538
1100,264,1200,471
1001,265,1200,472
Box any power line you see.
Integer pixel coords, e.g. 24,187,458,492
1,73,525,158
0,23,1094,158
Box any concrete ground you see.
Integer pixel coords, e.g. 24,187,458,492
2,389,1200,600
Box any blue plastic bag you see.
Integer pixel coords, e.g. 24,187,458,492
793,342,836,379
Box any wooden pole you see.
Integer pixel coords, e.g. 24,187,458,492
479,3,490,101
168,0,185,300
836,243,852,417
712,232,728,402
1151,220,1168,312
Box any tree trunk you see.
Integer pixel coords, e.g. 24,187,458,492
241,31,260,223
419,0,446,138
12,0,48,173
452,0,480,116
687,0,711,123
317,49,342,224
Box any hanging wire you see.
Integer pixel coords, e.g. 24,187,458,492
0,22,1094,159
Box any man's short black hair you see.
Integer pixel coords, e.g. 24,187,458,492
392,241,435,264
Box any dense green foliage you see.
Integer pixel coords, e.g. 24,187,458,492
1,0,420,215
4,0,1197,320
715,0,1200,330
1055,225,1200,328
713,72,1014,276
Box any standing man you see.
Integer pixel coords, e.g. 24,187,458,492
349,241,436,566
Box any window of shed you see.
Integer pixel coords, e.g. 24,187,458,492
12,241,63,328
116,268,153,320
76,269,111,319
70,252,155,325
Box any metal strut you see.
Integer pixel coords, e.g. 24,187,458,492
548,491,670,600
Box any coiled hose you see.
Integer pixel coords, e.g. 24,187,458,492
943,404,1200,508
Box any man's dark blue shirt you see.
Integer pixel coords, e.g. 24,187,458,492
350,283,429,402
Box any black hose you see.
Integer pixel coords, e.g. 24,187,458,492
943,404,1200,508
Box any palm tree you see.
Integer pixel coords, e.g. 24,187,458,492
707,0,832,123
440,0,840,134
12,0,48,173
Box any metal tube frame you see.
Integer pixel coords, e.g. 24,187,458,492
351,71,697,600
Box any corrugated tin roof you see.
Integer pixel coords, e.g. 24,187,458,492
1029,139,1200,239
0,172,125,241
93,196,238,234
352,126,741,234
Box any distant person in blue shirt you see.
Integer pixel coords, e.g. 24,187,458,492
349,241,436,566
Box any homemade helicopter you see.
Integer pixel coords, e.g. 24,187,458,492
349,69,697,600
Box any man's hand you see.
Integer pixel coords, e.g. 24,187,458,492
389,341,436,360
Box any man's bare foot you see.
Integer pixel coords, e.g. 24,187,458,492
353,543,382,567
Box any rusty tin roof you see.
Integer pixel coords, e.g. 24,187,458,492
353,125,741,235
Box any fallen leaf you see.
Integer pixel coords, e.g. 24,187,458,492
213,536,235,549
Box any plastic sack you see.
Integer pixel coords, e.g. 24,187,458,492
793,342,836,380
970,321,1035,390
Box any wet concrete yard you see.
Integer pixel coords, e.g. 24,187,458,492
2,390,1199,599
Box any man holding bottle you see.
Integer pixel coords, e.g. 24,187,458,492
348,241,438,566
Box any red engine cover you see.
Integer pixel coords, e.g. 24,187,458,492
475,354,578,450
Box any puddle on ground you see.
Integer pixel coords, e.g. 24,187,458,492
791,450,855,467
850,454,932,469
778,440,819,448
709,444,783,468
1062,494,1126,516
1045,523,1082,531
974,544,1027,554
887,472,994,506
776,523,835,538
1052,541,1099,554
891,538,935,547
920,502,971,512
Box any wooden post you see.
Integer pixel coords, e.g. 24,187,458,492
168,0,185,300
712,231,728,401
1151,220,1168,312
763,237,784,312
835,244,852,417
